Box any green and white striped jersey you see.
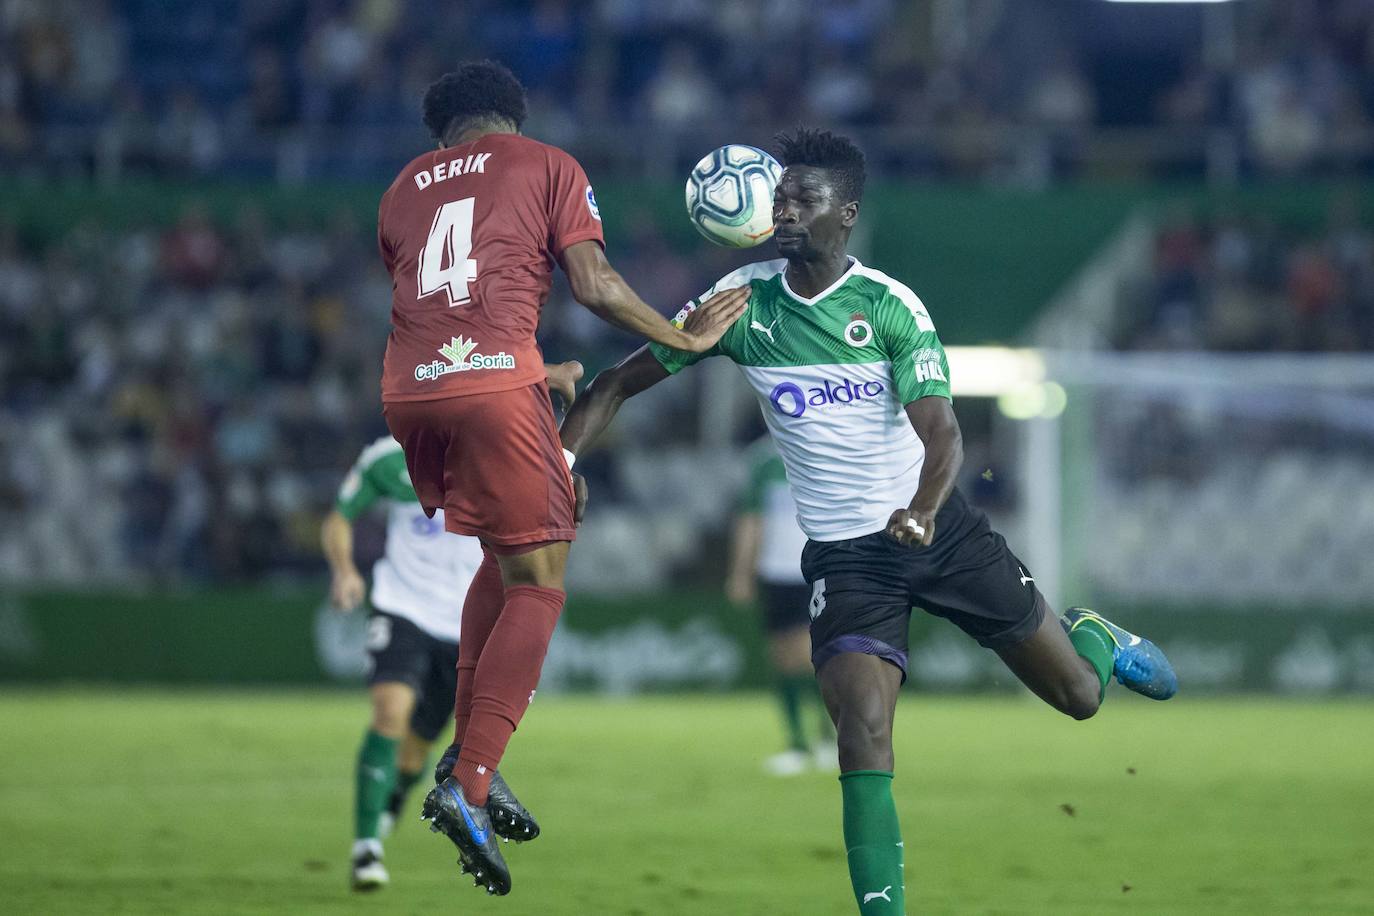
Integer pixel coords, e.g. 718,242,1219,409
336,437,482,642
650,258,951,542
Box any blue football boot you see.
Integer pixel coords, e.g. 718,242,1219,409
421,777,511,896
434,743,540,842
1063,608,1178,700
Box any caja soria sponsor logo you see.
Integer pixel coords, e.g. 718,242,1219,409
414,335,516,381
769,377,885,418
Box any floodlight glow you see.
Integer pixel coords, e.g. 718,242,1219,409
1040,382,1068,419
946,347,1045,397
996,382,1068,420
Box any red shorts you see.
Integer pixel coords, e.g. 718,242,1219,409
383,383,576,548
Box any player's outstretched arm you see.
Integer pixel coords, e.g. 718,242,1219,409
559,346,670,458
558,346,672,525
887,396,964,548
561,240,747,353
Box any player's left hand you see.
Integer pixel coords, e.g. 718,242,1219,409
572,471,588,526
886,507,935,548
544,360,584,409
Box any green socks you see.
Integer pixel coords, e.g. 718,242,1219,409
778,674,812,751
840,771,905,914
354,730,399,840
1068,617,1115,700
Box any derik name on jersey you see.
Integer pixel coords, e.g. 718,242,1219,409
413,152,493,190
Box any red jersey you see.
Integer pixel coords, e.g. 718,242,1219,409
377,133,604,401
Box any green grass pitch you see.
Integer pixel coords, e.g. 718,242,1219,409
1,690,1370,915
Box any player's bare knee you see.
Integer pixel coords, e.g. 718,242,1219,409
835,704,891,760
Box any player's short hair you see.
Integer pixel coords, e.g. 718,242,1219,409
773,127,867,204
422,60,528,140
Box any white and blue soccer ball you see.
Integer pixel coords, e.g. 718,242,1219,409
685,144,783,248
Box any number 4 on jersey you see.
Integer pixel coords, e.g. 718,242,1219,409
418,198,478,306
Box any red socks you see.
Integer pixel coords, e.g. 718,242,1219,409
452,584,565,806
452,550,505,747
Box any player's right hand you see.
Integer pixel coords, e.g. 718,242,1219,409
679,286,749,352
572,471,588,526
886,507,936,548
330,568,366,611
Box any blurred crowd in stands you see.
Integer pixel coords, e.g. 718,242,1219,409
4,0,1374,182
0,199,726,583
4,0,1374,585
0,205,382,581
4,194,1370,584
1122,194,1374,352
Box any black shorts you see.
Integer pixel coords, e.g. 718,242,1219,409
365,611,459,742
800,487,1046,680
760,582,813,633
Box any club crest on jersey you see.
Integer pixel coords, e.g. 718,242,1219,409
585,185,601,221
414,335,516,381
843,314,873,348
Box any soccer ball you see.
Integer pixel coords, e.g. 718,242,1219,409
684,144,783,248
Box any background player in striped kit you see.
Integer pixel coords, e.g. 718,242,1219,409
325,362,581,891
725,436,836,775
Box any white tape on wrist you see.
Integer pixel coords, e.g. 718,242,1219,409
904,518,925,538
562,448,577,470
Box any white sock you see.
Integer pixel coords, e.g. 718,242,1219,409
352,838,383,859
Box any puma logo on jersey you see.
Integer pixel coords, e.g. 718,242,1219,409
1019,567,1034,586
863,886,893,904
750,319,777,343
